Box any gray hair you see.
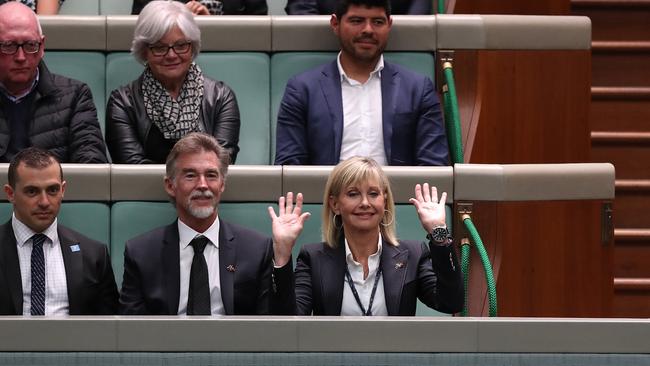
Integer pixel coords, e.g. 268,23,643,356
131,0,201,64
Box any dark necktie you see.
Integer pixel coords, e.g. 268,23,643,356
187,236,211,315
30,234,47,316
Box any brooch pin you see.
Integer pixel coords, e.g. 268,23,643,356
69,244,80,252
395,261,405,270
226,264,236,272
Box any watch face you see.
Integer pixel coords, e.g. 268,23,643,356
431,227,449,243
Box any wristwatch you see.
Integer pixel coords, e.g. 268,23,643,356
427,225,450,245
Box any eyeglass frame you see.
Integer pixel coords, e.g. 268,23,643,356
0,40,42,55
147,41,192,57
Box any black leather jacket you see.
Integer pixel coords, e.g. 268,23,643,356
106,75,240,164
0,62,107,163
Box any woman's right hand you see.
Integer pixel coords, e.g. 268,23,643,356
268,192,310,267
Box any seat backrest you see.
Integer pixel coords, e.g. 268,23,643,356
99,0,132,14
105,52,271,164
58,0,99,14
43,52,106,134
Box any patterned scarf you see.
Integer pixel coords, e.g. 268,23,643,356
200,0,224,15
142,62,205,140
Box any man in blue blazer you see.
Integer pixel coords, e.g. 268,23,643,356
275,0,448,166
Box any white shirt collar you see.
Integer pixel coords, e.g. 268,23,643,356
12,212,59,248
344,233,383,266
337,52,384,85
178,216,220,250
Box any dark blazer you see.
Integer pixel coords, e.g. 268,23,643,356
132,0,268,15
274,239,463,315
285,0,431,15
119,219,284,315
0,221,119,315
106,75,240,164
274,60,449,166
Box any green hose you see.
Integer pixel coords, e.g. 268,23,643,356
460,238,471,317
437,0,445,14
442,63,464,164
462,215,498,317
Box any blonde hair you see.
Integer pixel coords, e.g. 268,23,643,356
322,157,397,247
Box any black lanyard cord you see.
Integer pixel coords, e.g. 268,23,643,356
344,264,383,316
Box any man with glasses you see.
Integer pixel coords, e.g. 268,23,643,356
0,2,107,163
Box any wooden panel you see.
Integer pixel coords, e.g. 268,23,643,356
592,50,650,86
494,201,612,317
613,291,650,317
613,189,650,227
572,8,650,41
590,98,650,131
615,243,650,277
454,0,570,14
591,144,650,179
468,51,591,164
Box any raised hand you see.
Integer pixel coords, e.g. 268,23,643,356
268,192,310,267
408,183,447,234
185,1,210,15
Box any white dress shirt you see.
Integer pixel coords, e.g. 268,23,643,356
13,214,69,316
177,217,225,315
341,235,388,316
338,53,387,165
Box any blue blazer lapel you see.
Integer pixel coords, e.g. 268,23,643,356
320,242,346,315
218,219,235,315
59,227,84,314
0,222,23,314
381,62,399,163
162,223,181,315
320,61,344,161
381,242,409,316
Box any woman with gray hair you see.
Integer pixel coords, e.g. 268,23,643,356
106,0,240,164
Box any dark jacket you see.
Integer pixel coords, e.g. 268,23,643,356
132,0,267,15
0,62,107,163
106,74,240,164
274,239,463,316
286,0,431,15
0,221,119,315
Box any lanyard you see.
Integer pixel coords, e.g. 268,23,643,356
344,263,382,316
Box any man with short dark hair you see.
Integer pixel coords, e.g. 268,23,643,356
0,147,118,315
119,132,297,315
275,0,448,166
0,2,107,163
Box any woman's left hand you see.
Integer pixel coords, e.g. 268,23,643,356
409,183,447,233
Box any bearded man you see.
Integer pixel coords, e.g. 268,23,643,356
119,132,289,315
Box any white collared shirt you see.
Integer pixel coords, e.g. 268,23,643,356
341,235,388,316
337,53,387,165
13,214,69,316
177,217,225,315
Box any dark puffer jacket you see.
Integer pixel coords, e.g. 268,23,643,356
0,62,108,163
106,75,240,164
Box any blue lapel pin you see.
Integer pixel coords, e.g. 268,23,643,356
70,244,80,252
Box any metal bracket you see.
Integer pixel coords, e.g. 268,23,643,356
601,202,613,245
454,202,473,243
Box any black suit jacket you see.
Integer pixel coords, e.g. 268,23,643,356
285,0,431,15
132,0,268,15
275,239,463,315
0,221,119,315
119,219,285,315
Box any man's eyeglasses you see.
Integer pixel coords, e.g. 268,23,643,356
148,41,192,57
0,41,42,55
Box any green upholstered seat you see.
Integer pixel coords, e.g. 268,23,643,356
105,52,271,164
43,52,106,134
270,52,435,160
99,0,131,14
0,202,110,248
58,0,99,14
